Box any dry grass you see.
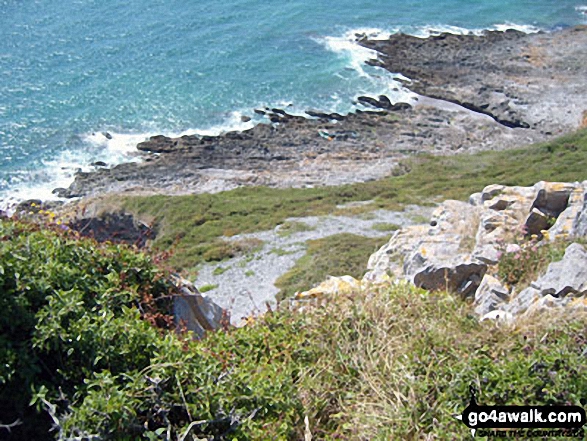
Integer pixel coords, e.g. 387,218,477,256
296,282,587,439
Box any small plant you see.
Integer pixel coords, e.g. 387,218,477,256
371,222,401,232
198,283,219,292
213,266,230,275
244,270,255,277
269,247,297,256
496,238,568,288
276,221,315,237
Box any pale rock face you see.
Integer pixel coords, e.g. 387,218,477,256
363,180,587,322
480,309,515,325
474,274,510,316
550,186,585,240
294,275,361,300
365,225,429,283
567,180,587,238
506,243,587,316
171,275,227,338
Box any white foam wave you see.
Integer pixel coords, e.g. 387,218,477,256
394,22,540,38
83,131,154,157
315,28,417,106
0,112,263,210
0,149,96,212
315,31,381,77
179,111,256,137
487,23,541,33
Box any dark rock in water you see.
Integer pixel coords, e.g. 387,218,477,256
52,187,67,195
92,161,108,167
68,212,156,248
137,135,178,153
102,132,113,140
390,102,412,112
377,95,393,109
271,108,288,116
358,96,383,108
305,110,345,120
240,115,252,123
357,95,409,111
254,109,266,115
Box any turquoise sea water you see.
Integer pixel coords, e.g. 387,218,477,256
1,0,586,204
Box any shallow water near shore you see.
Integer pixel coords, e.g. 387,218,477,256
1,0,586,206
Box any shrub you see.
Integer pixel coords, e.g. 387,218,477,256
3,217,587,440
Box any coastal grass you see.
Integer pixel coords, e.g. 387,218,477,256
371,221,402,232
274,233,388,300
295,283,587,440
276,220,316,237
115,128,587,274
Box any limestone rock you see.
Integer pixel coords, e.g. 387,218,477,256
569,182,587,238
531,182,587,241
364,181,587,320
365,225,429,283
531,243,587,298
367,200,487,297
474,274,510,316
521,294,569,318
506,243,587,315
171,274,228,338
480,309,514,324
295,275,361,300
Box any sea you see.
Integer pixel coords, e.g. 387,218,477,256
1,0,586,207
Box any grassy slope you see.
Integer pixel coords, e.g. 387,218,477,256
111,129,587,276
3,219,587,439
274,233,389,300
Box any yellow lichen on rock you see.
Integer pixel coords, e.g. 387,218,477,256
295,275,361,300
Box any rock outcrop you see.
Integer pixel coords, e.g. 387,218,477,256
361,26,587,134
361,180,587,320
499,243,587,317
170,274,228,338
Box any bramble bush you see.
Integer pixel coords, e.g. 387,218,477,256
0,217,321,440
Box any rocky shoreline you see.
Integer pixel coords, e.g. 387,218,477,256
54,25,587,200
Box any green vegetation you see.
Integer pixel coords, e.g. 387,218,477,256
212,265,230,276
269,247,297,256
275,233,388,299
198,283,219,293
3,217,587,439
496,238,581,290
109,129,587,276
371,221,402,232
276,220,315,237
